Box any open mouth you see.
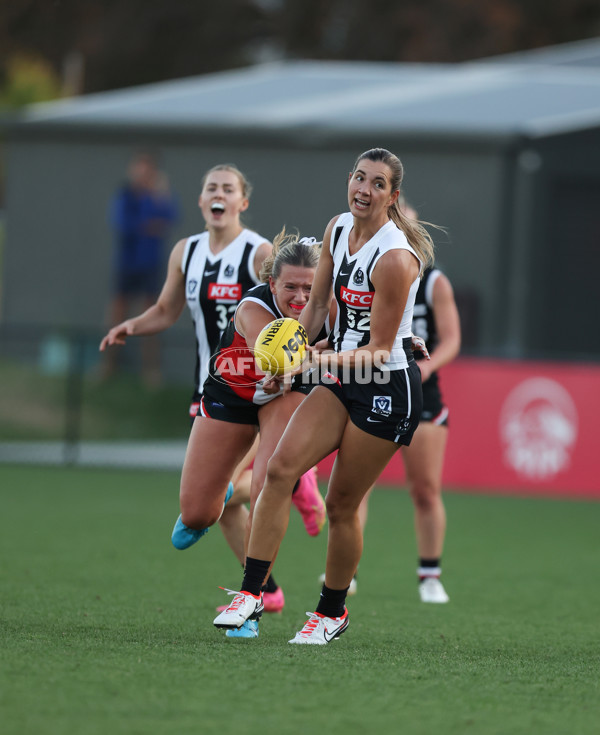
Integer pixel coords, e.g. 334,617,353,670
211,202,225,214
353,197,369,210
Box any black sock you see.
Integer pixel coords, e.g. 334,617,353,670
418,557,441,580
316,583,349,618
262,574,278,594
242,557,271,597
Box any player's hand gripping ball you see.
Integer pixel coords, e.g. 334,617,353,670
254,318,308,376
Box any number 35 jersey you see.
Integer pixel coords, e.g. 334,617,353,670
182,229,265,393
330,212,421,370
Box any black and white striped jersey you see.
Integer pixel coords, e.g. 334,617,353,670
182,229,265,392
412,266,442,393
329,212,421,370
412,267,441,355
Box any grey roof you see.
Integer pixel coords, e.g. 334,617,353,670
481,35,600,69
15,37,600,141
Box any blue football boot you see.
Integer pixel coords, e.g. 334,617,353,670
171,482,234,549
225,619,259,639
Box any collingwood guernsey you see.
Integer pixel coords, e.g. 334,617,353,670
330,212,421,369
182,229,264,392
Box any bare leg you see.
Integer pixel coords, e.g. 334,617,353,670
357,485,373,534
217,438,257,565
401,422,448,559
179,416,256,529
324,426,397,590
245,390,306,561
247,388,348,563
218,505,248,564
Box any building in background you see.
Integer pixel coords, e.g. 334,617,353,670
3,38,600,380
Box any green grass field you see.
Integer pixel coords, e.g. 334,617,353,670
1,464,599,735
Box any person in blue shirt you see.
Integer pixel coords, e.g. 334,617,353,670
103,151,178,386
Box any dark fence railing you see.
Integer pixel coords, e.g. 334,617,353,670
0,324,195,464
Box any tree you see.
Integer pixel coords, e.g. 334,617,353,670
1,0,599,100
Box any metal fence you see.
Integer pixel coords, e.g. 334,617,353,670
0,324,194,468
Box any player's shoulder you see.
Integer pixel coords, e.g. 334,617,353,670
324,213,351,250
242,228,271,246
241,282,270,301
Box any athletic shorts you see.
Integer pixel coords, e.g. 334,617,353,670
318,344,423,446
421,377,449,427
197,374,310,427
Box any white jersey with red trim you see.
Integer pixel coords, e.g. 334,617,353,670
182,229,265,392
329,212,421,370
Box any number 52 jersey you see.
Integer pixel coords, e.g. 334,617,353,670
330,211,421,370
182,229,266,393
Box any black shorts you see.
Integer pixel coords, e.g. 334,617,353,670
198,375,309,427
421,377,449,426
199,394,261,425
318,346,423,446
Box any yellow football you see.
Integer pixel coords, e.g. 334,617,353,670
254,317,308,376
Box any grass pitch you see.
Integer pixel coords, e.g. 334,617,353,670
1,464,599,735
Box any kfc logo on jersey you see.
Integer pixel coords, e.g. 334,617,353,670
208,283,242,301
340,286,374,308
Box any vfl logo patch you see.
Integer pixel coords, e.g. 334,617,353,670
208,283,242,301
224,264,234,277
372,396,392,417
187,279,198,296
353,268,365,286
340,286,373,307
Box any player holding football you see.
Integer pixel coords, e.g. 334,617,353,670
100,165,325,615
321,199,461,604
175,229,325,637
214,148,438,643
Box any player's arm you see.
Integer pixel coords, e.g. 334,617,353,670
419,272,461,382
319,248,419,369
99,239,188,350
299,216,337,342
362,248,420,364
235,300,279,351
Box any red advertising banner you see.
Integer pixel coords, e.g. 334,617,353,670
317,358,600,499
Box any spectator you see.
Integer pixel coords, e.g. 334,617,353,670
103,151,178,387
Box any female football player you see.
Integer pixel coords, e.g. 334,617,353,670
100,165,324,615
214,148,439,644
322,200,461,604
175,229,323,637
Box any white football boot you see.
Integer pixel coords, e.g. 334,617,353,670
213,589,264,629
419,577,450,603
288,609,349,645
